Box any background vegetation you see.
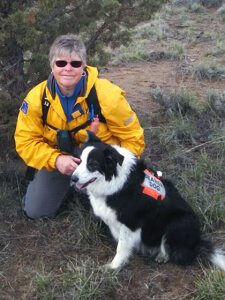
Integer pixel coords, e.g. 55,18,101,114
0,0,168,158
1,0,225,299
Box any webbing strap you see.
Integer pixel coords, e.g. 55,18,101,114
42,85,106,130
42,88,51,126
86,85,106,123
69,119,92,134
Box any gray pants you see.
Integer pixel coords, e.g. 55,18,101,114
23,168,71,219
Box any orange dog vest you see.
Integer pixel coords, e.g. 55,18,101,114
141,169,166,201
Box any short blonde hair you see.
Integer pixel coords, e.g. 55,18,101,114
49,34,87,67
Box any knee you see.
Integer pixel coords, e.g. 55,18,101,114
23,202,57,220
22,208,38,220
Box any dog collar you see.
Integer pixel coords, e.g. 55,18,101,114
141,169,166,201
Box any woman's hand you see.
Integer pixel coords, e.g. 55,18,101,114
55,155,80,176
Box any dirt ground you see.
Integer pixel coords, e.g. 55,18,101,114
1,5,225,300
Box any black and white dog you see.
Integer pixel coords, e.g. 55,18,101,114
72,131,225,271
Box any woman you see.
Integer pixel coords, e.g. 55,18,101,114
14,34,145,219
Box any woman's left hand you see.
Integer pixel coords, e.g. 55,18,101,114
55,155,80,176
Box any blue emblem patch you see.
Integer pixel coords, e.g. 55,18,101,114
21,100,28,114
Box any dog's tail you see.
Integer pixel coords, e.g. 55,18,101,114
210,249,225,271
198,239,225,271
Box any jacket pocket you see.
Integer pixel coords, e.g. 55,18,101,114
43,125,58,147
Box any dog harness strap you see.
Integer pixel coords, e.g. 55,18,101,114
141,169,166,201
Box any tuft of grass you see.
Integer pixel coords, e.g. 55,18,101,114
111,39,150,64
32,272,54,300
205,40,225,57
206,89,225,118
193,269,225,300
150,87,201,117
164,42,185,60
135,18,170,41
31,257,120,300
217,3,225,19
192,64,225,80
189,3,205,13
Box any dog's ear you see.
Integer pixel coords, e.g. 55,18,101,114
103,146,123,181
104,146,124,166
86,130,101,143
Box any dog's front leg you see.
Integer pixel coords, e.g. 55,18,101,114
106,225,141,270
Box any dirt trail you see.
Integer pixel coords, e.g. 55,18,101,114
101,61,176,113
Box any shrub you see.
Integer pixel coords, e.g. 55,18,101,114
150,87,200,117
206,89,225,118
192,64,225,80
164,42,185,60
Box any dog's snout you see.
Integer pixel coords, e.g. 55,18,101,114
71,174,79,183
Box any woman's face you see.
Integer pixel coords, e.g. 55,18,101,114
51,54,84,95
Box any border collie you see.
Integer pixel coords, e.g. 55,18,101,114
71,131,225,271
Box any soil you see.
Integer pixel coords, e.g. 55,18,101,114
1,5,225,300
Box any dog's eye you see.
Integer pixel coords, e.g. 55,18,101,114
87,159,99,172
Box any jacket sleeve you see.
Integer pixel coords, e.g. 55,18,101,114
96,79,145,156
14,88,61,171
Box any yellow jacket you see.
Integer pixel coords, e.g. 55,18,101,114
14,66,145,171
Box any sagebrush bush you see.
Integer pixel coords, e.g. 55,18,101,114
150,87,201,117
164,42,185,60
206,89,225,117
192,64,225,80
205,38,225,57
189,3,205,12
201,0,223,8
217,3,225,14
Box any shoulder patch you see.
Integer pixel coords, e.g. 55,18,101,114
141,169,166,201
20,100,29,114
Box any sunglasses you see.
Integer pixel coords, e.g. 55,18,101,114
55,60,83,68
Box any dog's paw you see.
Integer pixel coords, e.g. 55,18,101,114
155,252,169,264
103,262,122,271
103,262,113,270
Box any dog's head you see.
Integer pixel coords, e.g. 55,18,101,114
71,131,124,191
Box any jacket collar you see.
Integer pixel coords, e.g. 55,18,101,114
46,73,56,98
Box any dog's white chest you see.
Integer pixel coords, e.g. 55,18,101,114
90,195,116,221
